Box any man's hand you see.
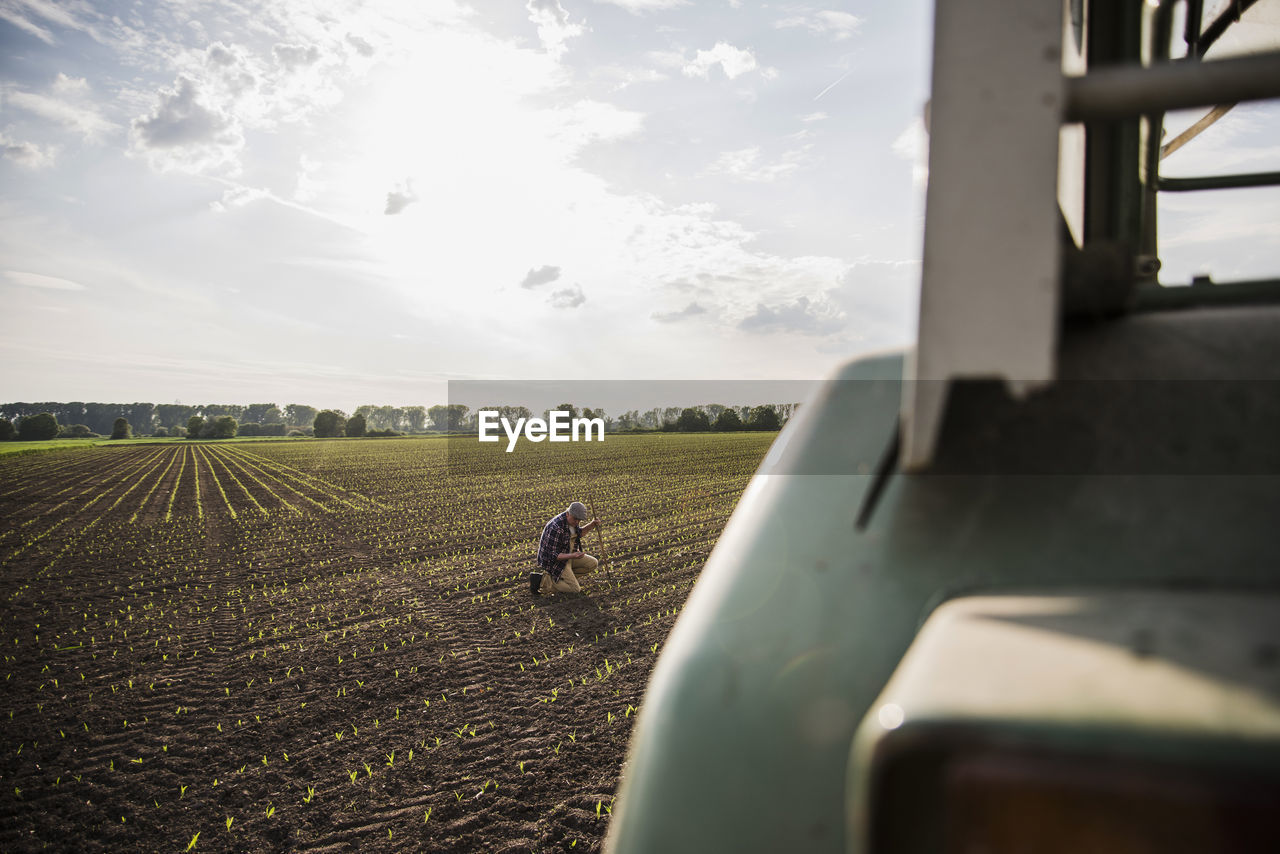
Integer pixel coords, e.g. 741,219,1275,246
571,551,585,560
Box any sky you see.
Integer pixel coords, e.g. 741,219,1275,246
0,0,1276,413
0,0,931,412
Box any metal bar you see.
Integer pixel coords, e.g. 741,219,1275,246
1065,52,1280,121
1160,103,1236,160
1184,0,1204,58
1197,0,1260,56
1158,170,1280,191
1135,277,1280,310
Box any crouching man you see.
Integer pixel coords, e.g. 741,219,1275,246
535,501,601,594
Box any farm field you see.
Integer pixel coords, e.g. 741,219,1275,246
0,433,775,852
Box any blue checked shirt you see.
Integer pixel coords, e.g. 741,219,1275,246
537,512,581,579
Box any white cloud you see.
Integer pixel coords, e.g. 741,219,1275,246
210,184,269,213
800,111,828,123
682,42,760,80
0,134,57,168
652,302,706,323
131,76,243,173
592,0,688,12
646,48,687,70
5,270,87,291
590,64,668,90
0,5,55,43
892,115,928,187
527,0,583,60
707,144,810,182
346,33,375,58
0,0,103,46
549,284,586,308
522,265,562,288
4,74,114,141
739,295,844,335
273,43,321,70
384,180,418,215
825,260,919,347
294,154,323,202
774,10,862,40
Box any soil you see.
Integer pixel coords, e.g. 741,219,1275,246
0,437,767,853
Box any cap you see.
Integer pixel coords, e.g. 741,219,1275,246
568,501,589,520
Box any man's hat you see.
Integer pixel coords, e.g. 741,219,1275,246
568,501,589,520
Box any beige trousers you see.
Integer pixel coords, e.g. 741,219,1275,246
541,554,598,594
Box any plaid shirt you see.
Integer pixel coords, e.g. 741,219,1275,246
537,512,580,579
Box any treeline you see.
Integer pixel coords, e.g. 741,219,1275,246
443,403,797,433
0,401,799,442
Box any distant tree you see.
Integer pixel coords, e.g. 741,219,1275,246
581,406,607,422
402,406,427,433
616,410,639,431
346,413,367,437
111,417,132,440
0,418,14,441
261,423,287,436
154,426,169,438
206,416,238,439
288,429,306,437
427,404,469,432
706,404,727,423
713,409,743,432
18,412,59,441
555,403,579,418
662,407,681,429
243,403,282,425
676,407,710,432
238,422,262,436
747,405,781,431
284,404,318,428
60,424,98,439
202,404,245,420
154,404,195,430
313,410,346,438
187,416,205,439
126,403,155,434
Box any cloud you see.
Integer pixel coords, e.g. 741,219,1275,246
682,42,761,80
822,260,920,348
0,0,102,46
273,43,322,70
4,74,114,141
346,34,375,57
892,115,928,187
652,302,707,323
210,184,269,213
0,135,56,168
592,0,689,12
521,265,562,288
739,295,844,335
527,0,583,60
800,111,828,123
207,42,238,67
774,10,862,40
0,5,55,43
5,270,87,291
131,76,243,172
384,180,418,215
707,145,810,182
549,284,586,308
